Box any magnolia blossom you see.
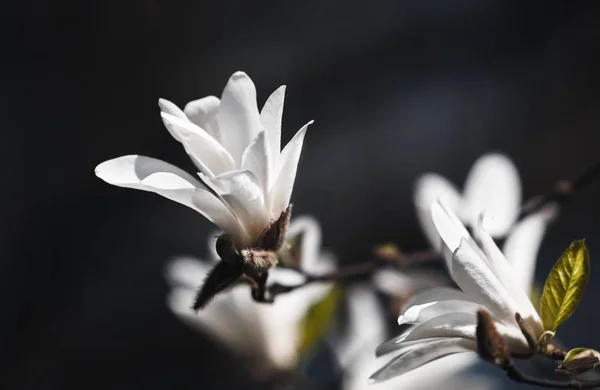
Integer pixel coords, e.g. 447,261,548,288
95,71,311,249
166,216,335,370
370,200,548,383
412,152,556,292
331,286,492,390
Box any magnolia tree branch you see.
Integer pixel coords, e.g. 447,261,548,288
518,160,600,222
250,249,441,303
501,361,600,389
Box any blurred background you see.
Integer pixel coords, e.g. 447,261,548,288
3,0,600,388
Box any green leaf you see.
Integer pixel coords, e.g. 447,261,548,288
564,348,591,362
296,287,342,359
540,240,590,332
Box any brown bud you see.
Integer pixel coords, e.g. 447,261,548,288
373,243,405,266
193,260,243,311
557,349,600,377
476,310,509,366
256,205,292,251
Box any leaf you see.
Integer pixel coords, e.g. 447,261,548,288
564,348,591,362
296,287,342,359
540,240,590,332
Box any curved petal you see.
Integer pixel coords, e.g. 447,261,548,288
430,200,472,272
475,218,543,335
414,173,461,250
399,299,484,325
160,111,236,176
373,268,450,298
157,98,188,142
451,238,520,323
503,204,557,292
461,154,521,237
203,170,269,246
401,287,478,314
183,96,221,143
241,131,272,203
217,71,262,165
260,85,285,163
269,121,311,217
369,338,476,384
165,256,214,290
283,216,322,273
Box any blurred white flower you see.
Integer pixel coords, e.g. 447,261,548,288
166,216,335,370
414,153,521,248
413,152,557,292
331,285,492,390
95,71,311,249
370,201,548,383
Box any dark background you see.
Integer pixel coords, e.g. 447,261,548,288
3,0,600,388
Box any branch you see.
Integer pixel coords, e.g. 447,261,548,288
518,160,600,222
501,360,600,389
250,249,440,303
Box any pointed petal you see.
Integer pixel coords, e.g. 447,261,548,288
430,200,472,272
217,71,262,165
157,98,188,142
369,338,476,383
270,121,311,217
241,131,271,201
260,85,285,163
399,299,484,325
462,154,521,237
451,238,521,323
503,204,557,292
183,96,221,142
475,218,544,335
401,287,478,313
204,170,269,246
414,173,461,250
160,111,235,176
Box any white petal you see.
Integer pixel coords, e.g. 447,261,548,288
217,71,262,165
451,238,520,323
414,173,461,250
204,170,269,246
241,131,271,202
462,154,521,237
332,285,388,369
269,121,311,217
167,285,264,356
365,353,483,390
260,85,286,165
369,338,476,383
401,287,477,313
284,216,323,273
503,204,556,292
157,98,188,142
373,268,450,298
160,111,235,176
183,96,221,143
430,200,471,271
399,299,484,325
165,256,214,290
475,218,543,335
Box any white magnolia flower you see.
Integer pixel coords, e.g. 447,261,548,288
96,71,311,249
370,200,548,383
166,216,335,370
415,153,521,249
412,152,556,292
332,286,492,390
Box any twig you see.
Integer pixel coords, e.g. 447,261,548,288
501,359,600,389
518,160,600,222
251,249,440,303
